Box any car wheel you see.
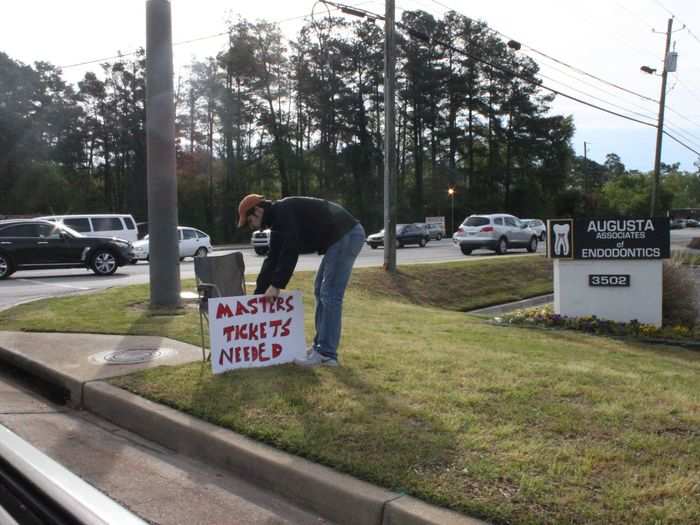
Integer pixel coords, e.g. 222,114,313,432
397,242,404,249
0,253,14,279
527,236,538,253
195,247,208,257
419,238,426,247
495,237,508,255
254,247,268,256
130,259,138,265
460,246,472,256
369,243,378,249
436,234,442,240
90,249,118,276
539,232,546,242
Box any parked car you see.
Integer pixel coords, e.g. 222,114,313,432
251,229,271,256
366,223,430,249
0,219,133,279
130,226,212,262
521,218,546,241
421,222,445,240
37,214,138,242
452,214,538,255
670,219,686,230
686,218,699,228
136,221,149,240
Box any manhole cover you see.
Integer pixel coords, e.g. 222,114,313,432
89,347,176,365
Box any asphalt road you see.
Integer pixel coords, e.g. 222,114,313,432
0,366,326,525
0,238,545,311
3,227,695,313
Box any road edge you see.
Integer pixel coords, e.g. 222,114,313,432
82,381,486,525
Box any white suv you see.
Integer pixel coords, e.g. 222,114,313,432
251,229,270,255
452,214,539,255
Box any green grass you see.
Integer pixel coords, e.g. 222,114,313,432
3,256,700,524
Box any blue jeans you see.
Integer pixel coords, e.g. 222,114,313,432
312,223,365,360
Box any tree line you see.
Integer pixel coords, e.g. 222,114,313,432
1,10,698,241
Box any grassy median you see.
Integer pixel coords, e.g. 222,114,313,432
2,255,700,524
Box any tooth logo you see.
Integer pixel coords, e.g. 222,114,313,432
553,223,570,256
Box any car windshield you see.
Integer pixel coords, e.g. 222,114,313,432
463,217,489,227
396,224,408,233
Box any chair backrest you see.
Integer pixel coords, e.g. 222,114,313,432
194,251,246,299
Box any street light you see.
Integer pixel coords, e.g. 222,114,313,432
448,187,455,234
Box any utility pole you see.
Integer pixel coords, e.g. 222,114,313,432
383,0,397,272
146,0,181,307
650,17,674,217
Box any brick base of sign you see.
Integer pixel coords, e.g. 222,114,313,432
554,259,662,327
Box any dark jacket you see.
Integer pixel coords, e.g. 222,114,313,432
254,197,359,294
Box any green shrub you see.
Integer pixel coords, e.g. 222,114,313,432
663,257,698,327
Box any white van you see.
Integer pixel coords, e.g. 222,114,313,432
37,214,138,242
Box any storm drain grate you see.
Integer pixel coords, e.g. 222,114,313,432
89,347,176,365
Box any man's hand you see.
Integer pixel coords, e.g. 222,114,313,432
264,285,280,303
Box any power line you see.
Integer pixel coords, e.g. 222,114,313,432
650,0,675,18
323,0,700,159
427,0,662,104
58,11,331,70
421,0,700,130
664,122,700,148
664,129,700,157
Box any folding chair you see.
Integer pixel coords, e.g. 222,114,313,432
194,251,246,361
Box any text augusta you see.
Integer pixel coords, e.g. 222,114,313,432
586,219,655,232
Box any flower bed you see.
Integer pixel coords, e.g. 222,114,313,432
495,304,700,344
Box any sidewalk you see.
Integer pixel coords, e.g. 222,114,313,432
0,331,485,525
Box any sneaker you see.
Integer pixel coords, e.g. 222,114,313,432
294,350,339,368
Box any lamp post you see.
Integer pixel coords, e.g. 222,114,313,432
448,187,455,234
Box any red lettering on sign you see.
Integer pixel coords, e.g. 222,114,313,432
269,319,282,337
223,325,235,342
272,343,282,359
235,301,250,316
252,346,259,361
258,342,269,362
216,303,233,319
259,321,267,338
285,295,294,311
235,347,242,362
242,347,250,361
280,317,292,337
249,323,259,340
219,348,234,366
247,297,259,314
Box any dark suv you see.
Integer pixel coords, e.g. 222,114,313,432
0,220,133,279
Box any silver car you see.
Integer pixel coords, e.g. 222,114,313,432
522,219,546,241
452,214,539,255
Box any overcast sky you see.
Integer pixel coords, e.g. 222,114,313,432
2,0,699,171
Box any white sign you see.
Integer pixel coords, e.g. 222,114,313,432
208,291,306,374
425,216,445,227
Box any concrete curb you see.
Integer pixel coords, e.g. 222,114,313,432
0,342,75,403
82,382,487,525
466,293,553,317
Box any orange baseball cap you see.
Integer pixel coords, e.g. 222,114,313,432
237,194,264,227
